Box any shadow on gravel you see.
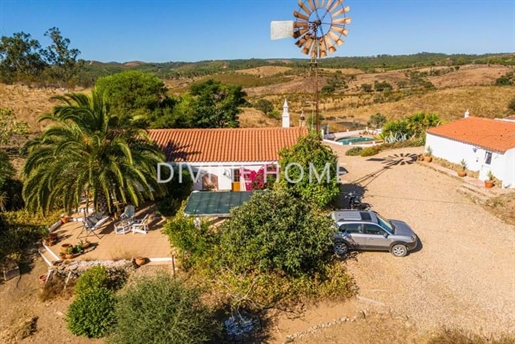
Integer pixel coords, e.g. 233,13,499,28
408,237,424,255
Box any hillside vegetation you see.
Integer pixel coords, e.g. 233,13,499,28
2,53,515,132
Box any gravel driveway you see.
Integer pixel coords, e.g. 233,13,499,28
330,144,515,336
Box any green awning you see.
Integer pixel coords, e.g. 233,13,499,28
183,191,259,217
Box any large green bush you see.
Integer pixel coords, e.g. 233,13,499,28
66,287,116,338
110,273,220,344
219,190,334,276
74,265,110,296
278,132,340,208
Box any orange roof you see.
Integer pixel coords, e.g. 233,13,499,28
426,117,515,153
148,127,308,162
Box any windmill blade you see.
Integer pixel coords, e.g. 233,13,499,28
295,33,311,48
293,27,309,38
332,5,350,17
322,35,335,53
328,45,337,54
319,38,328,57
332,17,351,25
307,0,317,13
328,30,344,46
327,0,343,13
301,36,315,55
298,0,313,15
293,10,309,21
330,25,349,36
293,21,310,29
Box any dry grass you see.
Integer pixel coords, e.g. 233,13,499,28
234,66,292,77
2,64,515,132
485,193,515,226
426,327,515,344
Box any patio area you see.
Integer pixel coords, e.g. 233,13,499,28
42,204,173,264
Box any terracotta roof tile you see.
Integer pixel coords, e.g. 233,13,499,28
148,127,309,162
426,117,515,153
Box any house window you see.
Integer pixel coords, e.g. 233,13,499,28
484,151,492,165
232,169,241,182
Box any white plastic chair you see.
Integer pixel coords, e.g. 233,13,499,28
131,214,150,235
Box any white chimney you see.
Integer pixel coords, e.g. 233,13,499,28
282,99,290,128
464,109,470,118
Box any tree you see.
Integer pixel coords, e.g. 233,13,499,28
111,273,220,344
278,132,340,208
41,27,84,87
22,90,167,215
95,70,171,127
367,113,387,129
189,79,247,128
0,32,46,83
219,190,334,276
405,112,441,137
254,98,274,116
374,80,393,92
360,83,372,93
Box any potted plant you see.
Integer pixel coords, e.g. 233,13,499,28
65,246,75,259
424,146,433,162
80,239,91,249
39,273,49,285
60,243,72,254
458,159,467,177
485,171,495,188
134,257,147,266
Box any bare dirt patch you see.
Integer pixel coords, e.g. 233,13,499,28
485,192,515,226
235,66,293,77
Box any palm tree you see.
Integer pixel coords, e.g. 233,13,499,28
22,90,167,215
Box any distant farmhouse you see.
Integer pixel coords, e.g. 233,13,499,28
426,115,515,188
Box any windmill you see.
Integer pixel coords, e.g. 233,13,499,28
271,0,351,133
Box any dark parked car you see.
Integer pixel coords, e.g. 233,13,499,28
331,210,418,257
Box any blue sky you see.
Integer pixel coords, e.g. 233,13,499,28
0,0,514,62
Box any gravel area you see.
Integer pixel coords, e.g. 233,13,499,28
330,144,515,336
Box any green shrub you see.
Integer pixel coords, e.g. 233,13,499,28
110,273,221,344
218,190,334,276
75,266,109,296
163,205,217,269
360,146,383,157
66,287,116,338
345,147,363,156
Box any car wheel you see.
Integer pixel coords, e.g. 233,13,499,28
334,241,349,256
391,244,407,257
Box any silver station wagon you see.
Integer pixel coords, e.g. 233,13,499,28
331,210,418,257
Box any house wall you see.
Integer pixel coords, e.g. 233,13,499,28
426,134,512,188
502,148,515,188
163,161,277,191
426,134,481,170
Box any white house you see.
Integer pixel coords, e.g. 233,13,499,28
425,116,515,188
148,125,308,191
